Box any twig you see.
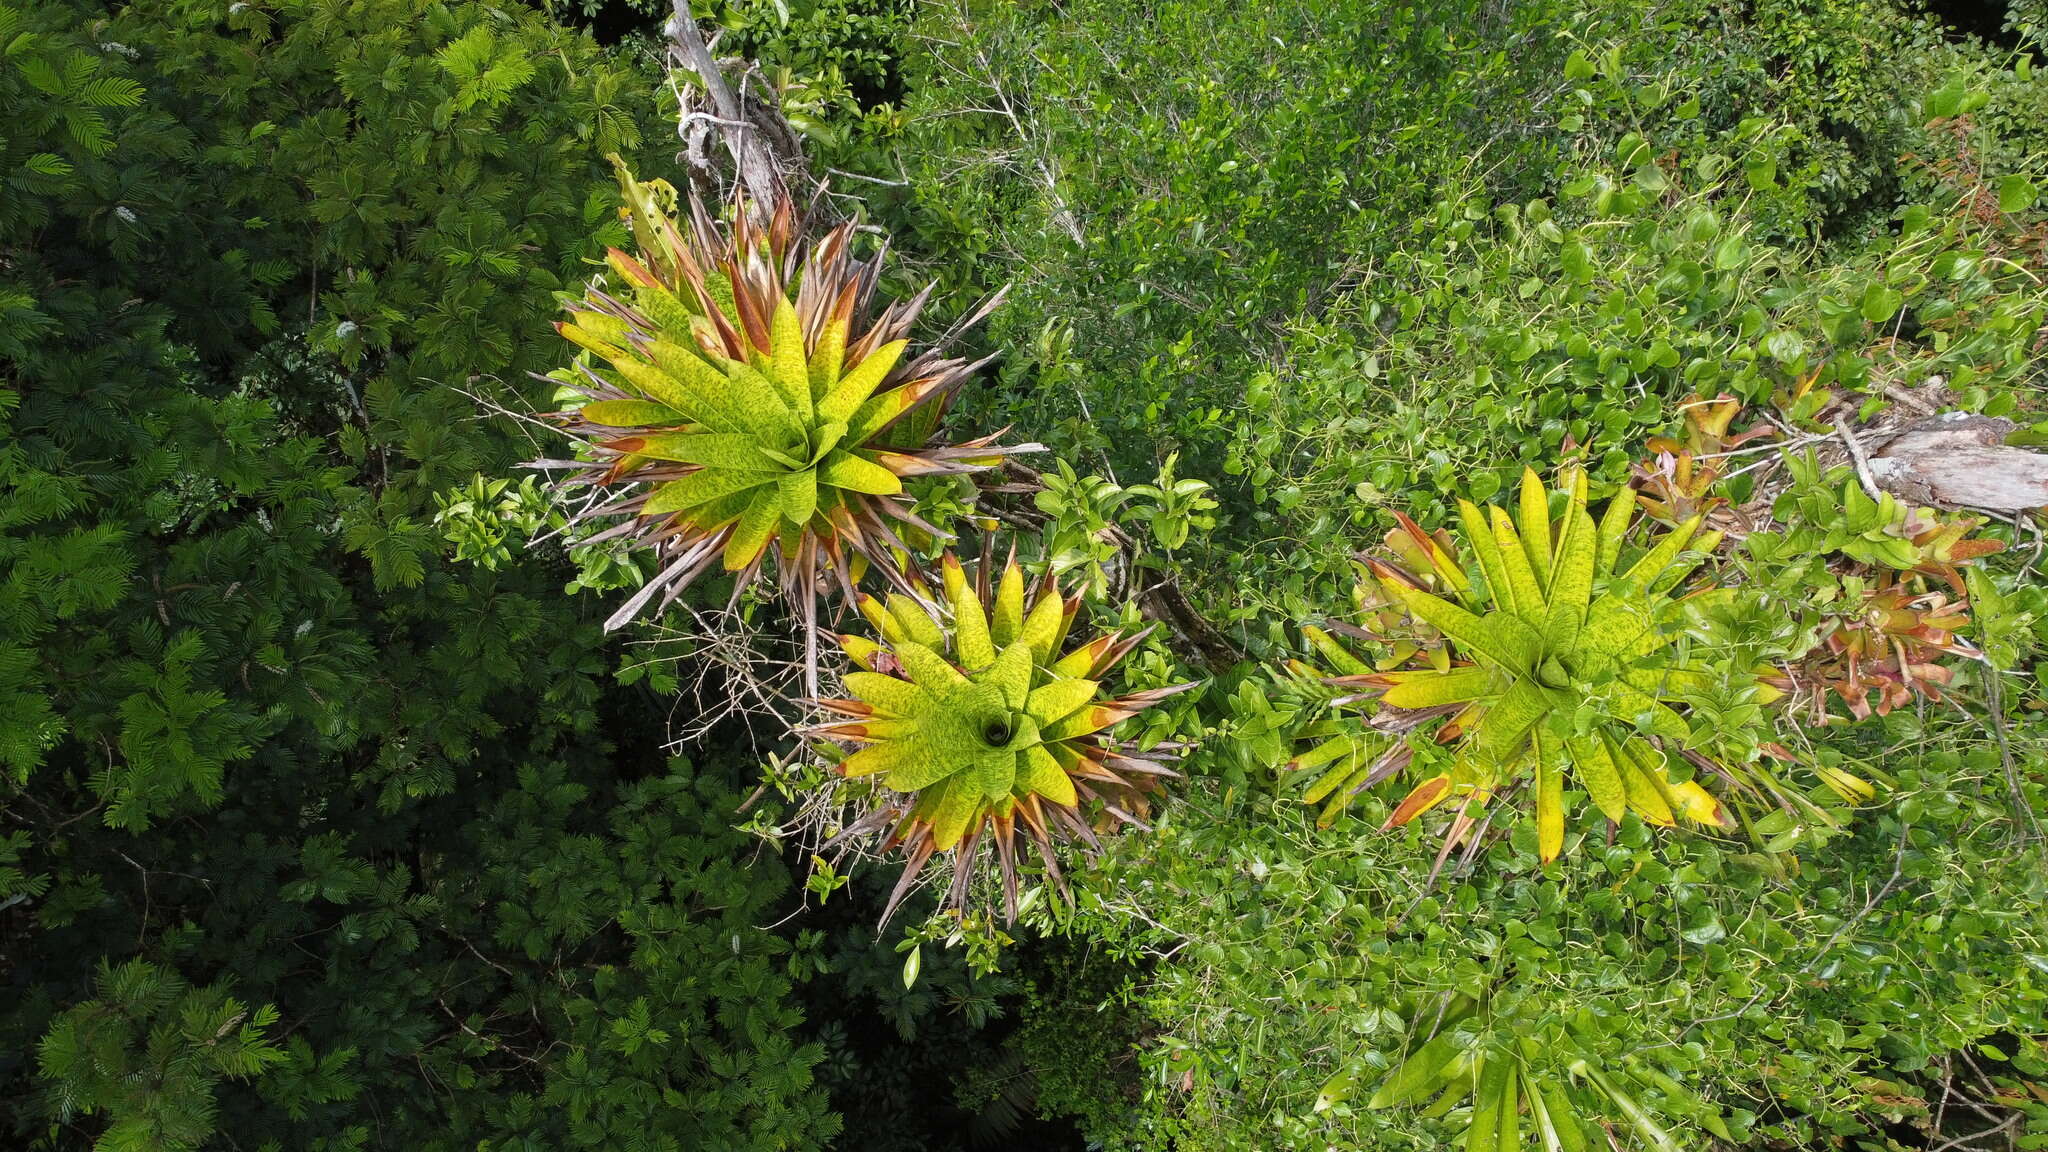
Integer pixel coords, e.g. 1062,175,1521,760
802,578,820,702
1934,1054,1954,1149
1800,820,1911,972
1833,419,1883,502
1983,666,2047,849
826,166,910,188
665,0,782,214
1928,1112,2018,1152
678,111,756,132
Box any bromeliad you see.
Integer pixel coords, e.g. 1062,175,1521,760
1330,469,1740,863
543,160,1037,631
811,554,1194,923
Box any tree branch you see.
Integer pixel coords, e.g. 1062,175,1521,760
664,1,783,215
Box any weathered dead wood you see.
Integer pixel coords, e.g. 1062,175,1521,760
1867,413,2048,513
664,1,797,217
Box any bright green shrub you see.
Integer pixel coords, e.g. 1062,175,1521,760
1221,115,2047,622
880,0,1602,477
37,961,285,1152
1053,719,2048,1151
795,3,2048,1150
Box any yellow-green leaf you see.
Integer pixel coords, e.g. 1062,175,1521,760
846,672,926,717
820,339,908,424
843,735,934,779
1317,1058,1371,1114
1458,499,1512,610
1621,514,1702,588
1611,682,1692,742
842,634,886,671
952,572,996,670
929,782,980,849
1292,732,1362,776
1488,506,1543,619
1370,1034,1461,1109
1380,667,1495,709
1050,634,1115,679
1468,1054,1508,1152
722,359,803,440
895,641,967,693
1647,530,1721,596
992,563,1027,647
1596,490,1634,576
818,450,904,495
632,281,700,335
1670,779,1724,825
581,399,685,427
1532,729,1564,863
767,295,813,421
886,596,946,650
810,311,850,399
1496,1060,1521,1152
720,489,783,570
1019,744,1076,806
1541,1080,1589,1152
629,432,776,469
888,709,987,789
641,469,774,517
844,384,922,445
1017,587,1067,663
1303,625,1371,676
1616,738,1675,825
1308,757,1374,814
1388,583,1541,673
1542,507,1599,648
633,342,756,435
1517,468,1554,582
1573,593,1654,667
1040,704,1117,742
983,643,1034,710
969,747,1018,801
558,318,627,359
1026,677,1098,725
1569,734,1628,822
777,468,818,527
1478,678,1556,763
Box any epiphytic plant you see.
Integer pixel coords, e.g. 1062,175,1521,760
543,159,1032,634
1326,470,1740,862
811,553,1192,922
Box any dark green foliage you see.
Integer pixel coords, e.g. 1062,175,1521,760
790,876,1098,1151
1004,949,1145,1142
1,2,844,1148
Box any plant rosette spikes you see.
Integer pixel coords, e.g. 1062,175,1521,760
541,159,1039,631
1272,624,1423,829
810,553,1196,924
1324,468,1761,864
